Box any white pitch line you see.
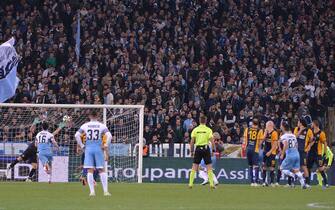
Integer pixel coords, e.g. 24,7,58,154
307,203,334,209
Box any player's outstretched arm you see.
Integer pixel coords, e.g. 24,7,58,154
52,122,66,136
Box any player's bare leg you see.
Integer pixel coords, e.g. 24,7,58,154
189,164,199,188
98,168,110,196
87,168,96,196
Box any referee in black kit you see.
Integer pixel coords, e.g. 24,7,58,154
188,115,215,189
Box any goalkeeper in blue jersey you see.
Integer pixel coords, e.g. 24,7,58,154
316,146,334,187
198,132,220,186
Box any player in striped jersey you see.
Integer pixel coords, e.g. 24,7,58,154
261,121,278,186
293,118,313,186
243,119,264,186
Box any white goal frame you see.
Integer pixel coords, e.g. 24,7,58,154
0,103,144,183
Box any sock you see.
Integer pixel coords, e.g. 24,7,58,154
189,169,196,187
249,166,254,183
316,172,323,186
208,169,214,187
99,172,108,193
9,159,19,168
28,168,36,178
254,167,259,183
47,171,51,182
199,170,208,182
295,171,305,186
276,169,281,183
282,170,295,178
288,177,292,185
305,169,311,185
262,170,267,183
87,173,95,194
320,171,328,185
270,170,275,184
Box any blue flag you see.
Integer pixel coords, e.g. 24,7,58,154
0,37,20,102
75,11,81,62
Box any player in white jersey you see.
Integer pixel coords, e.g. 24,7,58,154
35,122,59,183
279,121,306,189
75,110,112,196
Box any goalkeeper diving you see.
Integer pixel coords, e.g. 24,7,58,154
75,110,112,196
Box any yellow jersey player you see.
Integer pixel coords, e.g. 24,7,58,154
188,116,215,189
261,121,278,186
243,119,264,186
293,118,313,186
308,120,328,189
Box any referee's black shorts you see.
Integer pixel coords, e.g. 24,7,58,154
193,145,212,165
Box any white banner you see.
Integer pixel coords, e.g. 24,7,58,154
0,37,20,102
38,156,69,182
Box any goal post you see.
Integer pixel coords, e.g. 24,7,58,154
0,103,144,183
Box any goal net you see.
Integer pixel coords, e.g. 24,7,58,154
0,103,144,183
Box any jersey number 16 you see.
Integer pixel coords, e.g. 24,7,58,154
38,135,47,143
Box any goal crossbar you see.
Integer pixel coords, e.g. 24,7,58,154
0,103,144,183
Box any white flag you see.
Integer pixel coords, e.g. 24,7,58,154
0,37,20,102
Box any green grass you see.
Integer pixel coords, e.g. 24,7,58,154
0,183,334,210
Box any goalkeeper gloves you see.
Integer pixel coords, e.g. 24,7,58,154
32,118,40,125
58,121,66,129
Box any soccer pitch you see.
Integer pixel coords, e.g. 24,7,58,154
0,183,334,210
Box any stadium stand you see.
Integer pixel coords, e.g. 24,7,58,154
0,0,334,145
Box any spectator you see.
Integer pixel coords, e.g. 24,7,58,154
0,0,334,148
183,113,194,132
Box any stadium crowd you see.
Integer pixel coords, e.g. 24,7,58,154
0,0,334,145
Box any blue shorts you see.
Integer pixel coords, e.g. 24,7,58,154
39,153,53,166
84,147,105,169
280,154,300,171
247,149,259,166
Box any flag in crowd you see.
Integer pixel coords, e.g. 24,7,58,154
0,37,20,103
75,11,81,62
